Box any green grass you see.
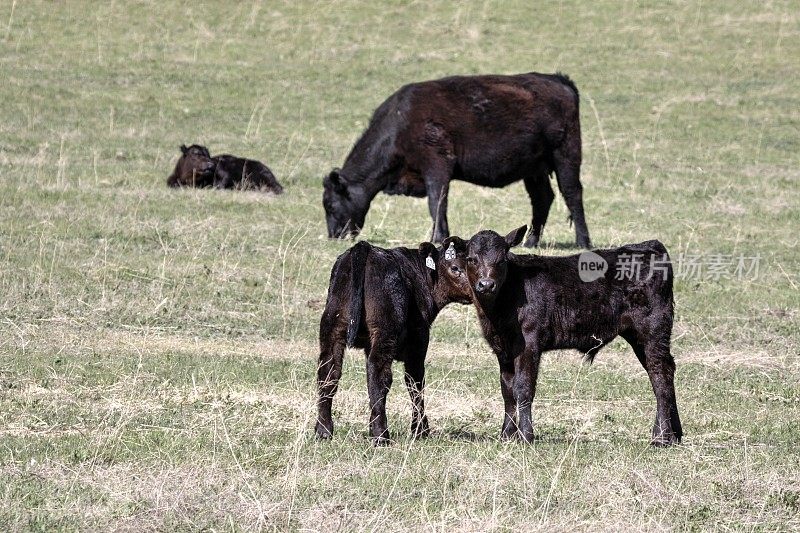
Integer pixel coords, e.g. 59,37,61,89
1,0,799,530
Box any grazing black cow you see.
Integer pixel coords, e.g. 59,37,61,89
167,144,283,194
315,237,471,445
465,226,681,446
323,72,590,248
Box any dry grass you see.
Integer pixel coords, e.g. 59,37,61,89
1,0,799,530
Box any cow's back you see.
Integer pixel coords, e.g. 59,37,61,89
392,73,579,186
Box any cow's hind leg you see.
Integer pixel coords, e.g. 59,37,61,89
553,147,591,248
366,339,396,445
523,168,555,248
316,336,345,439
421,155,454,244
622,330,682,446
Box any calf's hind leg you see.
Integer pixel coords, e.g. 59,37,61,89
403,355,430,438
316,337,345,439
622,330,682,446
366,339,396,445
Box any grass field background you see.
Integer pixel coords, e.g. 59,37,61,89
1,1,798,530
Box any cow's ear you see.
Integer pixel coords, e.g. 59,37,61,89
418,242,439,269
325,168,349,196
505,225,527,248
442,236,467,257
180,144,188,154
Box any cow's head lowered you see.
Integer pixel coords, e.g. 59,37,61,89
167,144,216,188
323,169,369,239
465,226,527,304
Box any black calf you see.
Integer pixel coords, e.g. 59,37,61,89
316,238,471,445
466,226,682,446
167,144,283,194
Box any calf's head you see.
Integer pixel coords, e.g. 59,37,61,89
323,169,368,239
466,226,527,302
168,144,215,187
419,236,472,305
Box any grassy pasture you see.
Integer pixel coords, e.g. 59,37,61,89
0,0,798,530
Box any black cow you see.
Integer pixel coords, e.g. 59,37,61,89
315,238,471,445
323,72,590,248
167,144,283,194
465,226,681,446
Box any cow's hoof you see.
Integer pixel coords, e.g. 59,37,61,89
523,236,539,248
577,237,592,249
315,421,333,440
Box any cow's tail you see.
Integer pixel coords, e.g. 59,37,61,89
346,241,371,348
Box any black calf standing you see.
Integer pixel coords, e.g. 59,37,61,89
465,226,682,446
316,238,471,445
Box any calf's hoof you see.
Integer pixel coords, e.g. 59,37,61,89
315,421,333,440
518,430,535,444
500,428,518,442
411,419,430,439
650,431,680,447
577,236,592,249
372,435,392,447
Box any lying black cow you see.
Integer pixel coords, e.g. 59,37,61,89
465,226,682,446
323,72,590,248
167,144,283,194
316,238,471,445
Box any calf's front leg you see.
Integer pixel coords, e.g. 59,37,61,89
513,348,541,444
498,356,518,440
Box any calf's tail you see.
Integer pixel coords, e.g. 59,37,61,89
644,239,674,314
346,241,371,348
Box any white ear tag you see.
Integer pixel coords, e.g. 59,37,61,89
444,242,456,261
425,255,436,270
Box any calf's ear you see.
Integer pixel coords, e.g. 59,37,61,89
442,236,467,255
505,225,528,248
180,144,188,154
418,242,439,264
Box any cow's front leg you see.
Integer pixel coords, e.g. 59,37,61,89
366,343,394,445
424,174,451,244
498,355,518,440
513,348,541,443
